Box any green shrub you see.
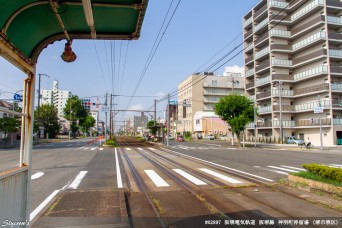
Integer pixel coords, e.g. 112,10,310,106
302,163,342,182
105,139,117,147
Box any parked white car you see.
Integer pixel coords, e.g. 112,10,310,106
204,134,215,140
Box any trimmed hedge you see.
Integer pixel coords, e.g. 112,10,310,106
105,139,117,146
302,163,342,182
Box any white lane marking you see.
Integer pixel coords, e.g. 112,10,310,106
30,184,67,221
280,165,306,171
138,148,143,150
115,148,123,188
254,166,288,175
83,147,89,150
69,171,88,189
267,166,299,173
144,170,169,187
173,169,207,185
31,172,44,180
202,143,221,147
199,168,242,184
126,148,131,151
149,148,156,150
90,148,96,151
179,146,189,150
100,148,104,151
163,148,274,182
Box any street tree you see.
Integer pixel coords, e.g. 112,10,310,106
64,96,88,137
147,120,158,135
0,117,20,145
79,115,96,135
34,104,60,138
214,95,255,146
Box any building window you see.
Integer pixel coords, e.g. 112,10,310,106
212,80,217,86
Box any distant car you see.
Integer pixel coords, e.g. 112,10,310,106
176,136,185,142
204,134,215,140
167,135,174,140
219,135,228,140
286,136,304,145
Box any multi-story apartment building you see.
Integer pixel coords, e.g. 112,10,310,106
41,80,72,119
177,72,245,133
243,0,342,145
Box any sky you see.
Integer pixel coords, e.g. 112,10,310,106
0,0,260,129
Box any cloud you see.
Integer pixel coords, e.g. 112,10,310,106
155,92,166,98
129,104,145,111
223,65,244,76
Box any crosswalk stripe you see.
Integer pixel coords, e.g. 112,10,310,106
31,172,44,180
83,147,89,150
267,166,299,173
138,148,143,150
280,165,306,171
100,148,104,151
126,148,131,151
173,169,207,185
144,170,169,187
199,168,242,184
90,148,96,151
254,166,288,175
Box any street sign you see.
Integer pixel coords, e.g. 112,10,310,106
314,106,323,114
257,118,265,125
13,93,22,101
101,107,109,112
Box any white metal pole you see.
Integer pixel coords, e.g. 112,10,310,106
254,97,257,147
318,95,323,150
167,93,170,146
279,82,283,144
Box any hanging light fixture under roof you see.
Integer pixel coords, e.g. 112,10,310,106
61,41,77,62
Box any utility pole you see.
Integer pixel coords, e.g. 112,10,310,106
109,93,112,139
37,73,50,142
254,97,257,147
279,81,283,144
318,95,323,150
167,94,170,147
105,93,108,140
68,100,72,140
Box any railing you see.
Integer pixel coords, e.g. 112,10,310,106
327,16,342,25
246,68,254,77
291,15,325,36
255,32,269,46
246,82,255,89
270,29,291,37
273,105,295,111
270,44,292,51
244,17,253,28
272,74,294,81
272,89,294,96
269,0,289,8
255,61,270,72
331,83,342,91
292,49,327,66
255,47,270,59
294,65,328,81
292,31,326,51
333,119,342,125
256,91,271,99
254,4,268,19
291,0,324,22
244,29,253,39
273,120,296,127
295,100,330,111
271,58,292,67
259,105,272,113
245,55,254,64
245,43,254,52
256,76,271,86
329,49,342,58
203,91,229,96
294,83,329,96
296,118,331,126
328,32,342,40
330,66,342,74
254,18,269,33
326,0,342,8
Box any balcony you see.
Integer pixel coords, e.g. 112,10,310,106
333,119,342,125
247,95,255,101
254,4,268,20
296,118,331,126
331,83,342,92
270,44,292,52
291,15,325,38
256,91,271,100
292,31,326,52
326,0,342,8
294,83,329,96
255,47,270,60
273,120,295,127
203,91,229,96
255,32,269,47
246,68,254,77
254,18,269,33
291,0,324,23
295,100,330,112
292,49,327,66
259,105,272,113
273,105,295,112
204,98,219,103
331,66,342,75
271,58,292,67
327,16,342,25
329,49,342,58
272,74,294,81
294,65,328,81
246,82,255,90
269,29,291,38
269,0,289,9
244,17,253,28
270,14,291,23
203,82,235,88
245,55,254,65
245,43,254,52
256,76,271,86
328,32,342,41
244,29,253,40
255,61,270,73
272,89,294,97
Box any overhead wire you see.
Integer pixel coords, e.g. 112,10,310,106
92,41,109,92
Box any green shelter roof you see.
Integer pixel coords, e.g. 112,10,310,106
0,0,148,63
